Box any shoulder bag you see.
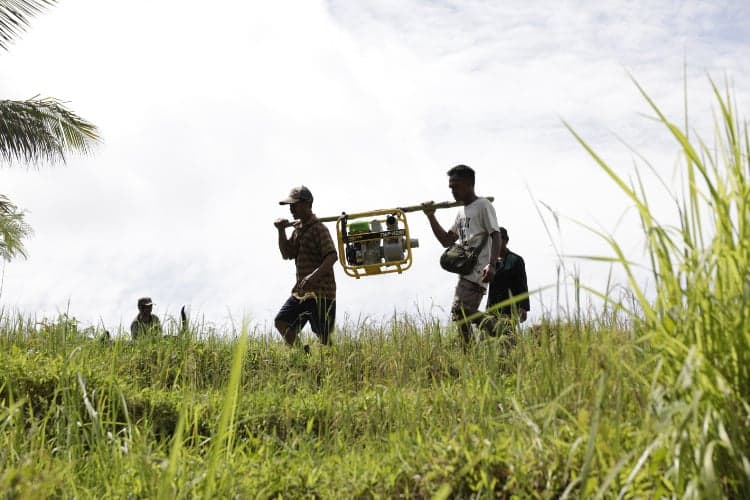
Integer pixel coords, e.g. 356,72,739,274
439,233,488,275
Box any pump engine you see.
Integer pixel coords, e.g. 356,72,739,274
337,208,419,278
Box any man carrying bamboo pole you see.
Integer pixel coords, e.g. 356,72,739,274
422,165,501,345
274,186,338,347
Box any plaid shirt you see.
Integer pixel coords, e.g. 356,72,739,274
288,217,337,299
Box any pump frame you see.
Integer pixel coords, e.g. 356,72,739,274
335,208,415,279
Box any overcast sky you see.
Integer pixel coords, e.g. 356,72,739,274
1,0,748,335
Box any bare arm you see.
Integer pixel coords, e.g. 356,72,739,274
422,202,458,248
319,251,338,272
275,219,295,259
298,251,338,292
488,231,501,266
481,231,501,283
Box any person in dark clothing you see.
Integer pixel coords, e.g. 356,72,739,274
484,227,529,336
130,297,163,340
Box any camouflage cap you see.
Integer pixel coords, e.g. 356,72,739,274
137,297,154,307
279,185,313,205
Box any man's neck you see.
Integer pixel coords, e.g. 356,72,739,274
500,247,509,259
462,194,478,205
299,213,316,224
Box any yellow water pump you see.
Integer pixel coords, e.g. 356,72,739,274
316,197,494,279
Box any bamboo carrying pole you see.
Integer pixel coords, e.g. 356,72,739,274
316,196,495,223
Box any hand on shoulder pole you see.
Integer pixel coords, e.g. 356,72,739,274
421,201,437,216
312,197,494,223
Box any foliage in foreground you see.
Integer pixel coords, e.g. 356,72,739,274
567,78,750,497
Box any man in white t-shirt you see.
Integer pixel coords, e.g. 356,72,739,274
422,164,501,345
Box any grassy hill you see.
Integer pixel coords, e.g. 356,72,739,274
0,313,658,498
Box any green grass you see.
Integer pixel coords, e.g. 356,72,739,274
1,78,748,498
0,311,651,498
565,76,750,497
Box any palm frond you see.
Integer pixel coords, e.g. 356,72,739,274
0,97,100,167
0,194,32,260
0,0,56,50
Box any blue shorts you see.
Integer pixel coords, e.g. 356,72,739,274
275,296,336,344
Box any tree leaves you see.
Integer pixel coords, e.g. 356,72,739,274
0,0,56,50
0,1,100,262
0,194,32,260
0,97,100,167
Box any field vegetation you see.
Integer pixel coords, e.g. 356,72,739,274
1,82,749,498
0,310,655,498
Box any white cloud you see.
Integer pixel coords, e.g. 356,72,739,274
1,0,748,333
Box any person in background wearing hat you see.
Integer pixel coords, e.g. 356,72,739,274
274,185,338,347
130,297,163,340
484,227,529,337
